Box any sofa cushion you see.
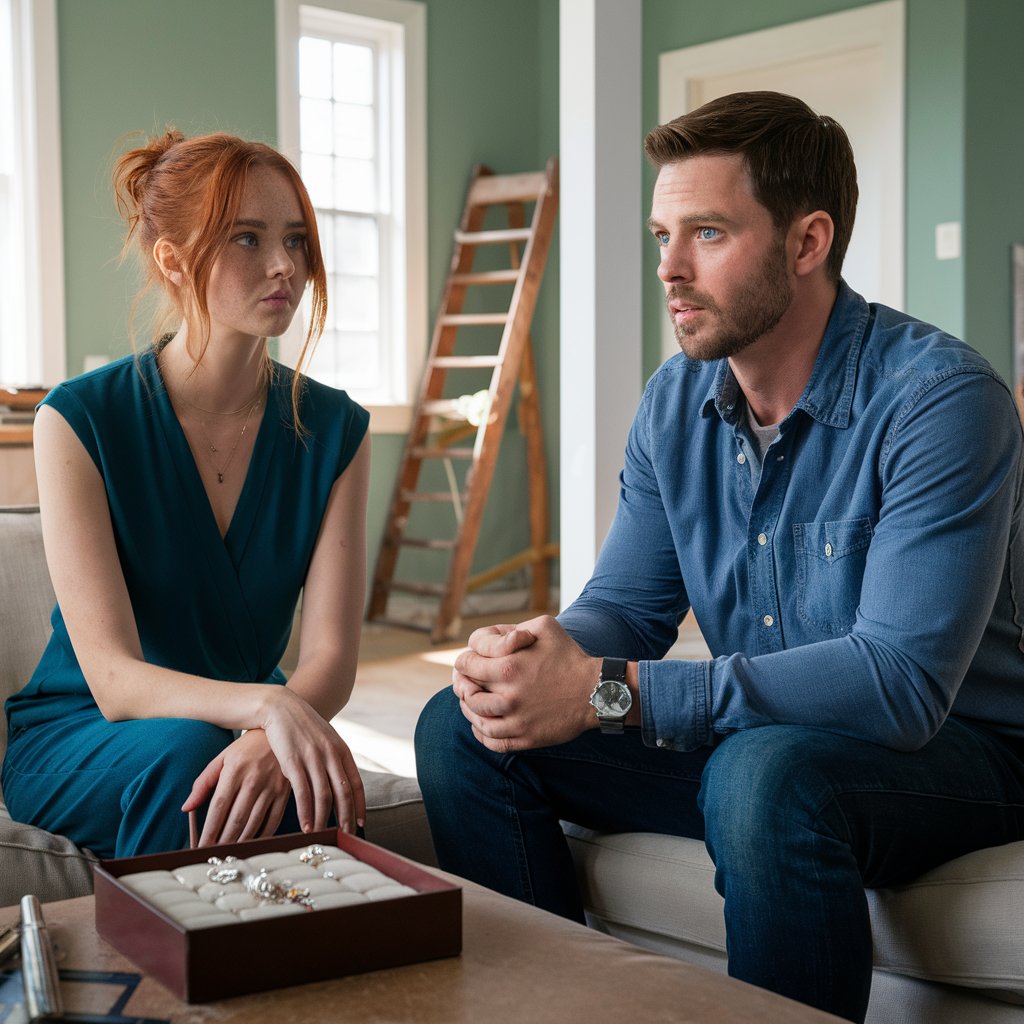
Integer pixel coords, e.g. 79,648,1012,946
565,828,1024,1003
0,507,55,759
0,797,97,908
868,840,1024,1001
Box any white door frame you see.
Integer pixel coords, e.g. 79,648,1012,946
658,1,905,361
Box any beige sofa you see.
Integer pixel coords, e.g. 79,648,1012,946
0,505,434,909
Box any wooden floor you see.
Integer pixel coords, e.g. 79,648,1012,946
335,610,709,780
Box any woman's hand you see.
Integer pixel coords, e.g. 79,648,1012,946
258,686,365,835
183,730,292,846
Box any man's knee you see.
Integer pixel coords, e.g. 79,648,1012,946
700,726,847,858
415,687,467,793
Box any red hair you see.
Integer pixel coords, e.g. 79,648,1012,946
113,129,327,432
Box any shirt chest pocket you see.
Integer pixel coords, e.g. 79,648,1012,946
792,518,874,635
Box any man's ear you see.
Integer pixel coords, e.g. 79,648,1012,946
153,238,183,287
790,211,834,278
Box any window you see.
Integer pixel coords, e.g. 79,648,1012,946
0,0,64,387
276,0,426,432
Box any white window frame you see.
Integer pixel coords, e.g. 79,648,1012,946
276,0,426,433
0,0,65,387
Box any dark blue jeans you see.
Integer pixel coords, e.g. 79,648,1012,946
415,687,1024,1023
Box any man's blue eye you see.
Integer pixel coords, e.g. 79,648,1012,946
697,227,719,241
655,231,670,246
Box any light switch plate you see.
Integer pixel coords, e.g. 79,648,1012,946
935,221,961,261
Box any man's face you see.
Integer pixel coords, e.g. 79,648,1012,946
649,154,794,361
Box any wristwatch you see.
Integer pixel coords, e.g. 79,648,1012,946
589,657,632,734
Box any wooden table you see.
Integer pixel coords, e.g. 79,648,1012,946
0,878,842,1023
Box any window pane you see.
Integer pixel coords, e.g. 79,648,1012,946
333,102,373,159
335,274,379,331
299,36,333,99
336,330,382,390
300,97,333,155
335,215,377,275
308,329,381,391
334,157,375,213
301,153,333,209
317,213,335,275
333,42,373,105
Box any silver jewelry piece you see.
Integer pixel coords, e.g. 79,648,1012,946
206,855,242,884
299,844,331,869
244,868,314,909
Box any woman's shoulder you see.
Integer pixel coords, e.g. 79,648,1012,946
42,352,155,416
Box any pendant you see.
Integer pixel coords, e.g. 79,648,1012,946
217,472,224,483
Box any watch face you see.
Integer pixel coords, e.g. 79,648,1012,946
593,679,631,716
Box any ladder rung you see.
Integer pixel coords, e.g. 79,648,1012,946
400,489,469,503
411,446,475,459
388,580,447,597
397,537,457,551
440,313,508,326
421,400,465,418
468,170,548,206
450,270,520,285
454,228,532,245
431,356,502,368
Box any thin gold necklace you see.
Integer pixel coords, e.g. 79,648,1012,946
190,400,261,484
182,391,263,417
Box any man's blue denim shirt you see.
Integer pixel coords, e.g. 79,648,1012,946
559,283,1024,752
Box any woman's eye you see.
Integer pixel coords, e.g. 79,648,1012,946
236,233,258,247
285,234,307,250
697,227,720,241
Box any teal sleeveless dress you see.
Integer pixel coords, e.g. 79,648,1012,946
2,347,368,858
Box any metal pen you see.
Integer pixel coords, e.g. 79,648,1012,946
20,894,63,1021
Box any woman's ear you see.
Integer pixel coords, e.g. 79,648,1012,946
153,238,183,286
790,211,835,278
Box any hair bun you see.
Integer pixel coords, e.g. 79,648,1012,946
113,127,186,237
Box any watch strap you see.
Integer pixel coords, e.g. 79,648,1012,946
600,657,628,683
593,658,630,734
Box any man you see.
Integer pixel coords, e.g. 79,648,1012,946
414,92,1024,1023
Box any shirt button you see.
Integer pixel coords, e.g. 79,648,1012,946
776,454,784,461
757,533,767,546
825,543,833,557
763,614,774,627
737,452,746,465
656,739,667,748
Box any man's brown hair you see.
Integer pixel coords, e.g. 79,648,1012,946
644,91,857,281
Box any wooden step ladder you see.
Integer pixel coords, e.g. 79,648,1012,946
368,159,559,642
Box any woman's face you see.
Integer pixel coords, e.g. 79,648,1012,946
205,165,310,345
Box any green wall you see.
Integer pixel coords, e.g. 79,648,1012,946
962,0,1024,385
57,0,278,372
904,0,965,342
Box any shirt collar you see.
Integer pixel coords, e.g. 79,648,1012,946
700,281,869,429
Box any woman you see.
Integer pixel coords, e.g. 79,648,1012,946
2,129,370,859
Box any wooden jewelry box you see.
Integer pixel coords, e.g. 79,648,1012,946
93,828,462,1002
